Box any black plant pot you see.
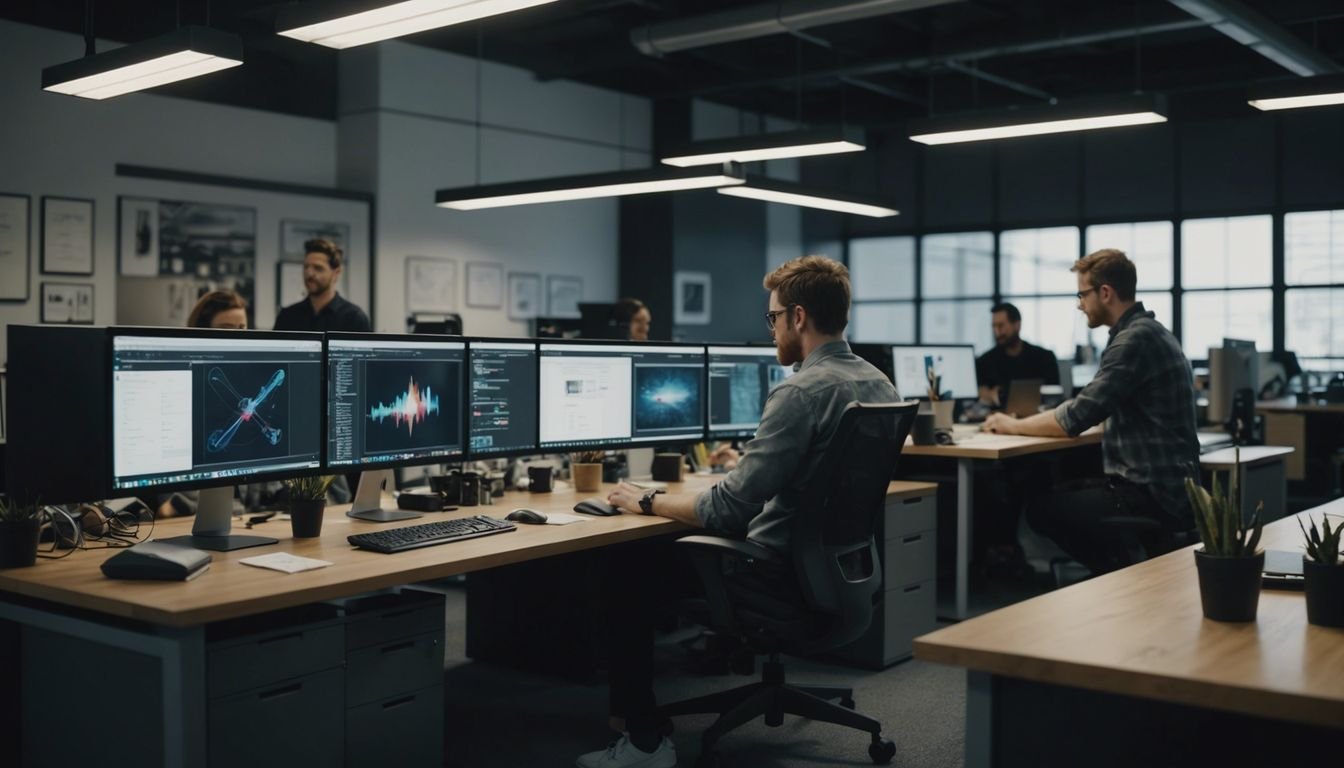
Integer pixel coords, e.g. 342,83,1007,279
0,518,42,568
1303,559,1344,628
289,500,326,539
1194,549,1264,622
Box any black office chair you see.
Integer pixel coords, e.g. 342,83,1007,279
664,401,918,767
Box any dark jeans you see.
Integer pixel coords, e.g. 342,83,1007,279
1025,476,1172,576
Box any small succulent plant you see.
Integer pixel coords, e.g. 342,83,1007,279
1299,515,1343,565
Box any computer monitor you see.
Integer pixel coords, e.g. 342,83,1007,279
326,333,466,520
706,345,794,440
890,345,977,400
849,342,894,382
467,340,538,458
110,329,324,550
1208,338,1257,427
538,342,706,450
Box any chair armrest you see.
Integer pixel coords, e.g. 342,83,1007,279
676,535,780,564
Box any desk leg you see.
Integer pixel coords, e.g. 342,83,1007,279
956,458,973,620
965,670,992,768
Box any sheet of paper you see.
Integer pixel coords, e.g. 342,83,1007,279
542,512,589,526
239,552,333,574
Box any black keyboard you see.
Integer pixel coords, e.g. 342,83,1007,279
347,516,516,554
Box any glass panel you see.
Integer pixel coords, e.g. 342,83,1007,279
851,302,916,343
921,232,994,298
1285,210,1344,286
1085,221,1174,290
921,299,995,354
1181,290,1273,359
999,227,1080,296
1003,296,1090,360
1181,215,1272,289
849,237,916,300
1286,288,1344,359
1136,291,1173,330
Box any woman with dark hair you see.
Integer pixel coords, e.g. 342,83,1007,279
613,297,651,341
187,290,248,329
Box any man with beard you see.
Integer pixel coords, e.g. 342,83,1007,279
274,238,371,332
975,302,1059,408
984,249,1198,578
574,255,899,768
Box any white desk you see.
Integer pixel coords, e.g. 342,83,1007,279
1200,445,1295,523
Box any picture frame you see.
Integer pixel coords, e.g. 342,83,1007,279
276,260,306,311
281,218,350,294
404,256,457,313
0,193,30,301
466,262,504,309
41,196,94,275
546,275,583,318
674,270,712,325
508,272,541,320
40,281,95,324
117,196,159,277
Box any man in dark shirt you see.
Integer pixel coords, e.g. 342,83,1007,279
984,249,1199,576
273,238,371,332
975,302,1059,406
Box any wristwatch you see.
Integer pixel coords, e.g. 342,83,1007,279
638,488,662,516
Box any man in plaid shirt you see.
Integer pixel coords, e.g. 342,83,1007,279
983,248,1199,576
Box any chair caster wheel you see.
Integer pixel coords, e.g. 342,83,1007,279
696,752,721,768
869,737,896,764
840,697,856,709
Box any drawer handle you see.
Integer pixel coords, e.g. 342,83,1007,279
902,535,922,544
258,682,302,701
259,631,303,646
903,497,924,505
903,584,922,593
382,695,416,710
380,640,415,655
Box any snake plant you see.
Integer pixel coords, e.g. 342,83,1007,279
1299,515,1343,565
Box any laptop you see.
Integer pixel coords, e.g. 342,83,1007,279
1003,379,1043,418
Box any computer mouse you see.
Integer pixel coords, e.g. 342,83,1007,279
573,498,620,517
505,508,547,525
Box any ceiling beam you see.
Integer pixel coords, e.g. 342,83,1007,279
945,60,1053,101
1166,0,1341,76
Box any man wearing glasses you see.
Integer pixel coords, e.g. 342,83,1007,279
576,255,899,768
983,249,1199,578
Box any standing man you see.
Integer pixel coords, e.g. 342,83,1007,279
983,249,1198,576
574,256,899,768
274,238,371,332
975,302,1059,406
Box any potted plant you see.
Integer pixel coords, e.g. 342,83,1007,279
571,451,605,493
1299,515,1344,628
1186,468,1264,622
284,476,334,539
0,495,44,568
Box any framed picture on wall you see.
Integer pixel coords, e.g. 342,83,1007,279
0,193,30,301
41,282,95,324
546,275,583,318
117,196,159,276
466,262,504,309
674,271,711,325
405,256,457,313
41,196,94,275
276,260,306,310
508,272,541,320
281,218,350,294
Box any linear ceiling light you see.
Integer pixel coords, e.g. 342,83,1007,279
1248,75,1344,111
42,26,243,100
718,176,898,218
436,163,746,210
661,127,866,167
278,0,560,49
908,94,1168,146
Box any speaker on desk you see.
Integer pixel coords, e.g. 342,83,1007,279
651,453,684,483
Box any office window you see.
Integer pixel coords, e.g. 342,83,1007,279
1181,215,1272,289
1085,221,1174,290
852,303,916,343
1182,289,1273,359
848,236,916,342
1286,288,1344,365
999,227,1080,296
1009,296,1088,360
1285,210,1344,371
922,232,993,299
922,299,994,353
1285,210,1344,286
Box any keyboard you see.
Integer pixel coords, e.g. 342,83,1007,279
347,516,516,554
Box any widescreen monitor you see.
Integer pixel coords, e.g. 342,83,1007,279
467,340,538,458
890,345,978,400
706,345,794,439
538,342,706,450
1208,338,1257,426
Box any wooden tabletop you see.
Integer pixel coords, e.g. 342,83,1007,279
914,499,1344,730
1255,398,1344,414
1199,445,1296,470
903,424,1103,460
0,476,936,629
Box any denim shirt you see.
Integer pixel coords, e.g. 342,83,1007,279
695,340,900,553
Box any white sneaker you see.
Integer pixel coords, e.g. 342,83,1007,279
576,734,677,768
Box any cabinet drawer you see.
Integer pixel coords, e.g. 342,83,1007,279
344,590,445,651
881,580,936,664
346,686,444,768
209,667,345,768
209,623,344,699
883,528,935,588
885,493,935,539
347,631,444,707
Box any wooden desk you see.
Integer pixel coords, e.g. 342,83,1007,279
901,425,1103,619
1255,398,1344,414
915,500,1344,767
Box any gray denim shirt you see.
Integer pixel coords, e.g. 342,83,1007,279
695,340,900,553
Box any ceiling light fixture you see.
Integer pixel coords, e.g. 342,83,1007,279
1248,74,1344,111
908,94,1168,145
278,0,560,49
436,163,746,210
661,127,866,167
42,26,243,100
717,176,898,218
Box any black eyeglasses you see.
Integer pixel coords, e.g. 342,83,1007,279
764,305,797,330
1075,287,1100,301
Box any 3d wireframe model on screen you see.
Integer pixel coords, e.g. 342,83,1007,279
206,367,284,453
369,377,441,436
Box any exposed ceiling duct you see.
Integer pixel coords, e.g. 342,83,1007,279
1166,0,1341,76
630,0,962,57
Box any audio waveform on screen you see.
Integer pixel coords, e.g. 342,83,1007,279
369,377,440,436
206,367,285,453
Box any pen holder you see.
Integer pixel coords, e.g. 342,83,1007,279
572,463,603,493
911,412,937,446
931,399,955,430
651,453,684,483
459,472,480,507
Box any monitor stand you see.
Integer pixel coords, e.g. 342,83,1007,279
159,486,278,552
347,469,421,523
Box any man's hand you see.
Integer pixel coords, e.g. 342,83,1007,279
606,481,645,514
709,445,740,470
983,412,1020,435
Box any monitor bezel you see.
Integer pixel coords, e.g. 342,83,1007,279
705,342,786,441
324,330,469,471
889,343,979,400
462,336,541,460
106,325,328,495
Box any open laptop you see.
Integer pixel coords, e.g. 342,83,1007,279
1003,378,1043,418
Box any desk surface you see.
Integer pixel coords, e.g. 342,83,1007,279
1199,445,1296,469
914,498,1344,730
0,478,936,629
1255,398,1344,414
903,425,1102,460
